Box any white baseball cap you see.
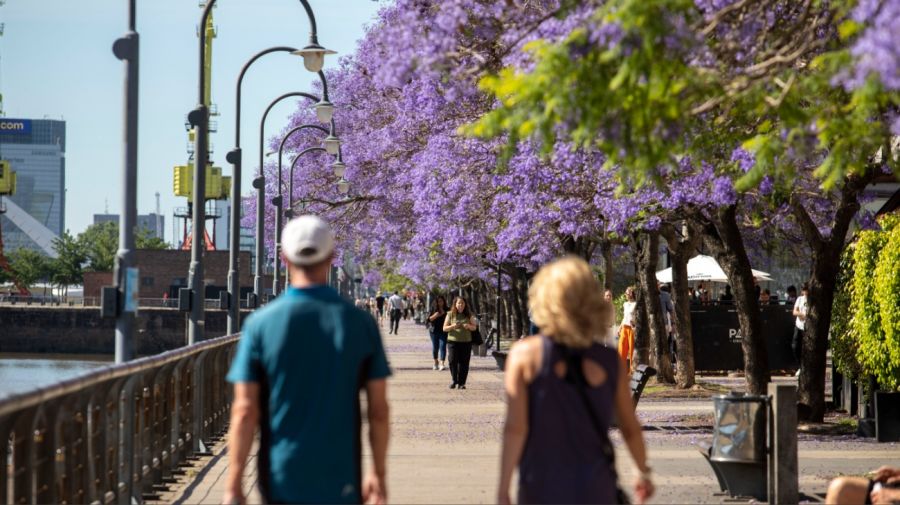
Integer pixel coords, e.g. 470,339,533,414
281,215,335,266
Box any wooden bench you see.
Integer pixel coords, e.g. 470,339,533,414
630,364,657,407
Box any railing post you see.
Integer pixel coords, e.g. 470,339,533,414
192,354,208,454
12,410,35,505
0,416,14,505
117,378,136,505
31,405,57,505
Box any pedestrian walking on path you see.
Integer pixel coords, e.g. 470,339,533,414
388,291,404,334
618,286,637,372
499,256,654,505
427,295,449,370
223,215,391,505
443,296,477,389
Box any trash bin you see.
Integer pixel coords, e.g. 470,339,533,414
706,392,769,500
711,393,768,463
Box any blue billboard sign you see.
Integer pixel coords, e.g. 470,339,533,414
0,119,32,134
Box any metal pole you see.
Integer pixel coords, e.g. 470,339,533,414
273,152,282,296
288,146,327,211
272,124,330,295
187,0,216,345
254,91,322,301
111,3,138,501
226,46,296,334
496,261,501,351
112,0,139,364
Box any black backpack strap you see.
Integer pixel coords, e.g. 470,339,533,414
557,345,628,504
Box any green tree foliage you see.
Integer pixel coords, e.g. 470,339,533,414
379,272,416,295
8,248,50,289
78,222,118,272
50,231,87,288
78,222,169,272
848,215,900,390
831,246,862,379
136,228,169,250
467,0,899,191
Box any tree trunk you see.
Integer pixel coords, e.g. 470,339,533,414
636,231,675,383
600,239,614,290
510,268,525,338
791,174,868,421
660,221,700,389
699,205,771,394
631,237,650,366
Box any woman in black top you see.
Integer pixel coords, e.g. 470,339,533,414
428,296,449,371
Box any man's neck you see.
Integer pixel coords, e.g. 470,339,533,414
288,270,328,289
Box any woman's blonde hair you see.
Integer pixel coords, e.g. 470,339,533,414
528,256,613,348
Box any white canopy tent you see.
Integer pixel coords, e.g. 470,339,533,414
655,255,772,284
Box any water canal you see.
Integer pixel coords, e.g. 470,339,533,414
0,354,112,397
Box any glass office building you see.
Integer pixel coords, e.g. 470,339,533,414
0,118,66,254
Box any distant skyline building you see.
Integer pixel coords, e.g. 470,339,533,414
0,118,66,255
92,212,165,240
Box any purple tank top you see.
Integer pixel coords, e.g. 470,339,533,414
517,335,620,504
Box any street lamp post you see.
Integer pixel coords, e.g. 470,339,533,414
110,2,139,500
271,123,332,295
111,0,139,364
226,46,325,335
188,0,334,344
254,81,330,302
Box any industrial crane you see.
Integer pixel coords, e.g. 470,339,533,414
173,2,230,251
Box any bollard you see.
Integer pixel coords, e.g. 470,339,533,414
767,383,798,504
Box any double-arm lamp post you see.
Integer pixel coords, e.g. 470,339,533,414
187,0,334,343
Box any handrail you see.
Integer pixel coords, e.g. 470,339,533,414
0,333,240,504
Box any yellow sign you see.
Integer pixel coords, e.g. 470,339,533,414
0,160,17,196
173,164,230,200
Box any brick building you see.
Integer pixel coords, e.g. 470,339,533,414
84,250,269,299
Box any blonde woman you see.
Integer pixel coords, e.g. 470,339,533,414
499,257,653,504
618,286,637,372
443,296,477,389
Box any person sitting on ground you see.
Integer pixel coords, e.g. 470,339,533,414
826,465,900,504
498,256,654,505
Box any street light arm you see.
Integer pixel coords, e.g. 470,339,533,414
235,46,298,147
289,146,328,213
258,91,320,178
299,0,320,45
318,70,329,102
277,123,330,199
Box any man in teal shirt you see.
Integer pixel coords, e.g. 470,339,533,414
224,215,391,504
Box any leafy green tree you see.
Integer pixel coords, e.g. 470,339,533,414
78,222,117,272
380,272,416,295
50,231,87,296
8,248,51,290
136,228,170,250
78,222,169,272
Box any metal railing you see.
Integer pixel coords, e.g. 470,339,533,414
0,334,239,504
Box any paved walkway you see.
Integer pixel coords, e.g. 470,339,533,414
162,319,899,504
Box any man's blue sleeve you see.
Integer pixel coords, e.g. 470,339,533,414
226,321,261,383
367,316,391,380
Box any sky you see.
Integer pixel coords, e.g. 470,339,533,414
0,0,384,241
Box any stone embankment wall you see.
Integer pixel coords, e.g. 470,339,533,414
0,306,246,355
